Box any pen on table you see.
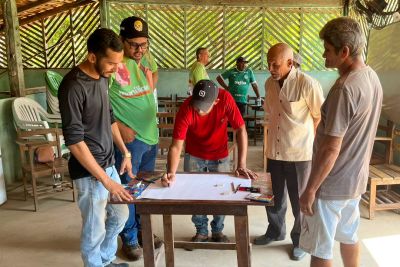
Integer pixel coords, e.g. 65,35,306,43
166,164,170,187
166,173,170,187
234,183,241,194
237,186,260,193
231,182,235,193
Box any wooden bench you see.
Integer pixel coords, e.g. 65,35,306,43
362,164,400,219
361,120,400,219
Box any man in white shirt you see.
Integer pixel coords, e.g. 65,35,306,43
254,43,324,261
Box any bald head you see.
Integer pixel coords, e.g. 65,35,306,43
267,43,294,81
268,43,293,61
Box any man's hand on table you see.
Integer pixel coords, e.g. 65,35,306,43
161,172,176,187
104,178,133,202
235,167,258,180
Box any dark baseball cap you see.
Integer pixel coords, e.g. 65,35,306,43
191,80,219,112
236,56,248,63
120,16,149,39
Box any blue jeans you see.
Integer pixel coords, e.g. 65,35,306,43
114,138,158,246
184,153,230,236
74,166,129,267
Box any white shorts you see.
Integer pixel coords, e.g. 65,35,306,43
299,196,361,260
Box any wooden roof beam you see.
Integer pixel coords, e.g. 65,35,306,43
20,0,95,25
18,0,54,13
107,0,343,8
2,0,25,97
0,0,95,30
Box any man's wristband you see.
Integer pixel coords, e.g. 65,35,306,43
123,152,132,158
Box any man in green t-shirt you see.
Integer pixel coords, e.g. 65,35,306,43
188,47,210,95
109,16,162,261
217,56,261,116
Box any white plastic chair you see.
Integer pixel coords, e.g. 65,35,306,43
12,97,68,156
12,97,73,211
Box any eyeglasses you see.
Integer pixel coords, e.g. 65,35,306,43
124,40,148,50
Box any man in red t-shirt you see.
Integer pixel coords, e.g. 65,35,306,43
161,79,257,243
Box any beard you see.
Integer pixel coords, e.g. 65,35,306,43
270,73,280,80
94,61,113,78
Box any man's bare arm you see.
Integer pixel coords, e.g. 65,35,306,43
68,141,133,201
235,125,258,179
161,139,184,187
300,134,342,215
111,122,134,178
216,75,229,90
313,117,321,136
251,83,261,98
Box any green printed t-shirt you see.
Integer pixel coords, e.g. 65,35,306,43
189,61,209,85
141,51,158,72
109,57,158,145
221,68,256,103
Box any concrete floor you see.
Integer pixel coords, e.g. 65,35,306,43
0,145,399,267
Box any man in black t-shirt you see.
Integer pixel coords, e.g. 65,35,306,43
59,28,132,267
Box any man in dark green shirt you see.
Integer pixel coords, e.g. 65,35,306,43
217,56,261,115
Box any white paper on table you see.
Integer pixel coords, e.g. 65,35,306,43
138,173,252,201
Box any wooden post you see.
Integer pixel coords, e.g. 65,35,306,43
343,0,350,16
99,0,109,28
2,0,25,97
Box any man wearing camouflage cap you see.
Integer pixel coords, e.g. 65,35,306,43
108,16,162,261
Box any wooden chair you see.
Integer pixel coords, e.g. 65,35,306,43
362,120,400,219
243,95,264,145
158,99,181,115
157,94,173,112
12,97,74,211
244,96,258,115
158,94,173,102
157,112,175,156
175,94,187,101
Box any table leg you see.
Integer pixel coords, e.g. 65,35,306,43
369,180,377,219
234,214,251,267
163,214,175,267
141,214,155,267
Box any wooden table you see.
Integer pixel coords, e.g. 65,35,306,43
115,173,272,267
